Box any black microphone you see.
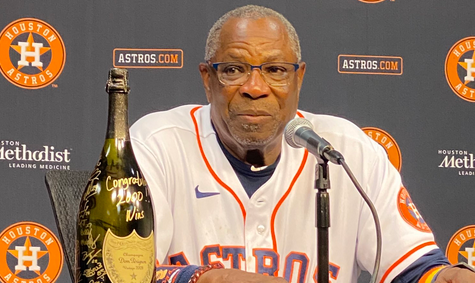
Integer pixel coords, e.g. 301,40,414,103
284,117,344,164
285,118,382,283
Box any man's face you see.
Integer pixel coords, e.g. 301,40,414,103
200,17,306,153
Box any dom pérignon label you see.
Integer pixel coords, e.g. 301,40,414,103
76,68,155,283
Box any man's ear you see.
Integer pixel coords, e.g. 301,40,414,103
199,63,212,103
297,62,306,91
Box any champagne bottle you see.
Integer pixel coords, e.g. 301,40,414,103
76,68,155,283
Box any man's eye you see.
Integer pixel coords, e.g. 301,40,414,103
265,65,287,74
222,65,245,75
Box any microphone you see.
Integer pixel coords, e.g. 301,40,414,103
285,117,382,283
284,117,344,164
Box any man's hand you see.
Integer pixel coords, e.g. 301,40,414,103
435,266,475,282
197,269,288,283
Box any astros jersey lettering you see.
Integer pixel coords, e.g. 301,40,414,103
130,104,438,283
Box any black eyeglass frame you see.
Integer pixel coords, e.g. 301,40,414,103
210,62,300,72
208,61,301,86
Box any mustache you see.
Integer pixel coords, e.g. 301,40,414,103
228,103,279,117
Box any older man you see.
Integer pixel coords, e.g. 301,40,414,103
130,5,475,283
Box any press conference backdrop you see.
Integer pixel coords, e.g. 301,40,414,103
1,1,474,282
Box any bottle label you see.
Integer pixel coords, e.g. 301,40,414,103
103,229,155,283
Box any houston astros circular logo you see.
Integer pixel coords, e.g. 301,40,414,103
0,222,64,282
397,187,431,233
0,18,66,89
445,37,475,102
446,225,475,265
362,127,402,171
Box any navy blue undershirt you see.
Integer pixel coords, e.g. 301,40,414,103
215,132,279,198
213,132,450,282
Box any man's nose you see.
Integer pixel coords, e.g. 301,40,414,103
239,68,270,99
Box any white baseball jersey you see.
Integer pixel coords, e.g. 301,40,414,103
130,104,438,283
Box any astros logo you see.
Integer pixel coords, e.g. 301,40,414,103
445,37,475,102
397,187,431,233
0,222,63,283
0,18,66,89
446,225,475,267
362,127,402,171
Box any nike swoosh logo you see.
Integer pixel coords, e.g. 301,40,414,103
195,185,220,199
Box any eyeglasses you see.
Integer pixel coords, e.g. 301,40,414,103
210,61,300,86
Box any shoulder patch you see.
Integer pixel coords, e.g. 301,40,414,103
397,187,431,232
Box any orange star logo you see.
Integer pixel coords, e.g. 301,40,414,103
10,33,50,71
0,18,66,89
446,225,475,266
456,51,475,85
445,37,475,102
458,242,475,262
7,236,49,275
0,222,63,283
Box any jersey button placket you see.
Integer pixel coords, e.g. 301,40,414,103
245,196,270,271
257,224,266,234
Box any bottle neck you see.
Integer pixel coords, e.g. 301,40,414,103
106,92,129,140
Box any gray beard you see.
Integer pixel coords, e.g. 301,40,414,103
230,123,279,147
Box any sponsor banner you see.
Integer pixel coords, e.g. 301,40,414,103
445,37,475,102
0,222,63,283
338,54,402,75
113,48,183,68
0,140,72,170
0,18,66,89
362,127,402,171
446,225,475,267
437,149,475,176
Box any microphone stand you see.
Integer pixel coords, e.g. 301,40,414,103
313,157,382,283
315,158,330,283
284,116,382,283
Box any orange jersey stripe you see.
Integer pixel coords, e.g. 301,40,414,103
270,111,308,252
379,241,436,283
190,106,247,221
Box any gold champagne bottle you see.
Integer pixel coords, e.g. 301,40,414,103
76,68,155,283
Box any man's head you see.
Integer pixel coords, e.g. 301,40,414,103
204,5,302,62
199,5,306,165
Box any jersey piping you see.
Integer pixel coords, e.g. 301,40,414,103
190,106,309,252
270,111,308,252
191,106,247,222
379,241,436,283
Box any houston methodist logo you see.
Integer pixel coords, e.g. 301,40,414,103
362,127,402,171
438,149,475,176
0,222,63,282
446,225,475,267
445,37,475,102
0,18,66,89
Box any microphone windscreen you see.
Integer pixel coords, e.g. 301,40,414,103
284,117,314,148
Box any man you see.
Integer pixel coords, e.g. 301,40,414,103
130,5,475,283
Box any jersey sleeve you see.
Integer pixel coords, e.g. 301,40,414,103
356,141,439,283
391,249,450,283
